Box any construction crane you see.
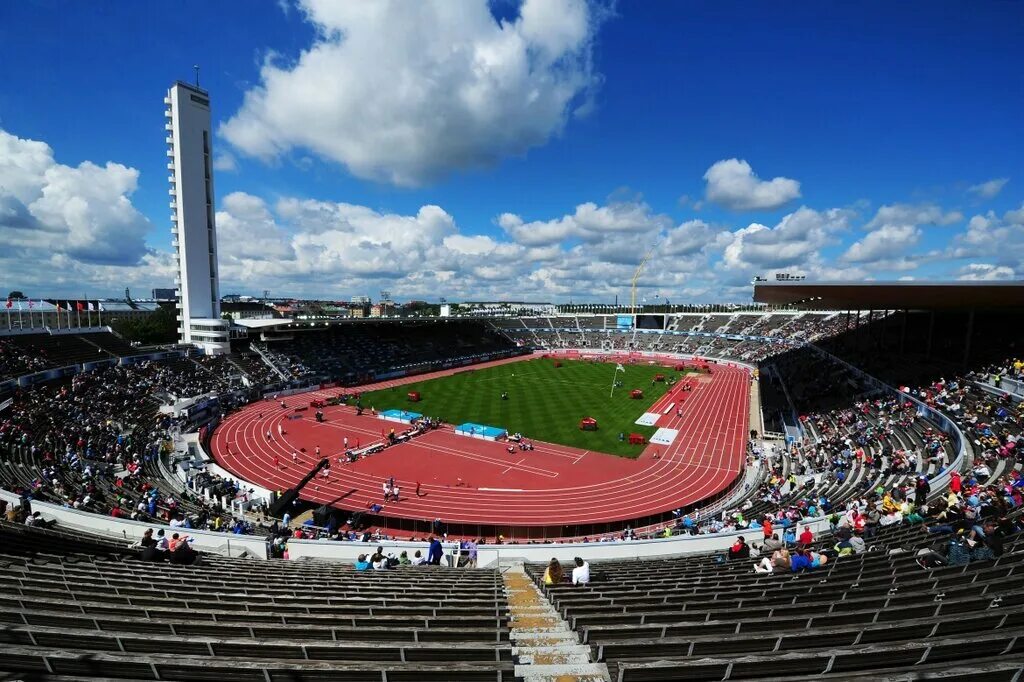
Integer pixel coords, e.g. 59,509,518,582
630,245,657,314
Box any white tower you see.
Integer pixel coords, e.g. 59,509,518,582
165,80,230,354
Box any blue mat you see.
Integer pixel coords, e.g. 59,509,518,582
379,409,423,422
455,422,507,439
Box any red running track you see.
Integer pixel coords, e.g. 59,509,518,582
209,356,750,529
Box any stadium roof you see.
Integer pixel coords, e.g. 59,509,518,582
753,280,1024,311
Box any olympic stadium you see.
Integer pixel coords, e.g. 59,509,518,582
3,2,1024,679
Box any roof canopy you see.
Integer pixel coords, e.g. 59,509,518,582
753,281,1024,311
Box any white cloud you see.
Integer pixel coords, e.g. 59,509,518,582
221,0,602,186
661,219,729,257
967,177,1009,199
213,152,238,172
833,202,970,272
948,203,1024,266
500,200,671,246
216,192,295,261
0,127,153,273
864,203,963,231
721,207,853,271
956,263,1016,281
842,224,921,264
703,158,801,211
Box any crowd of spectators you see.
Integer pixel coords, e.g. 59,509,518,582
0,337,53,379
255,321,518,385
0,363,258,535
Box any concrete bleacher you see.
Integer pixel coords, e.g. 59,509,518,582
526,520,1024,681
0,521,516,681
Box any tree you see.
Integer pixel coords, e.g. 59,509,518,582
7,291,25,300
111,305,178,344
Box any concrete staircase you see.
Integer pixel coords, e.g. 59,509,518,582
502,564,610,682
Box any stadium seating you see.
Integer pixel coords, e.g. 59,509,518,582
525,517,1024,681
258,321,518,384
0,521,516,681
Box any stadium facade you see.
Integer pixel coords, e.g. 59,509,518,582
165,81,230,354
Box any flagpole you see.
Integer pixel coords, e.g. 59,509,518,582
76,302,81,329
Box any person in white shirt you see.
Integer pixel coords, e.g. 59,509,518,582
571,557,590,585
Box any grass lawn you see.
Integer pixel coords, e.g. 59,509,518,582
360,358,690,458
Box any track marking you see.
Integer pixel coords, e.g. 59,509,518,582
500,459,526,475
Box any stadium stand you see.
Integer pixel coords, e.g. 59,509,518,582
0,291,1022,679
0,520,516,681
255,320,519,384
0,363,258,534
526,513,1024,681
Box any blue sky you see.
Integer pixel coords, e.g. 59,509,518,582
0,0,1021,302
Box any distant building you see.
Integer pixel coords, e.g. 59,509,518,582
369,304,383,318
152,288,176,301
351,295,371,305
166,80,230,353
221,301,276,321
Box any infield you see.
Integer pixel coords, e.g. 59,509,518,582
359,357,690,457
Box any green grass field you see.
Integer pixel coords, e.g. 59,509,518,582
360,358,689,457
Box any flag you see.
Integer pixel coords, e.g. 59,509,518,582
615,363,625,372
55,302,62,312
4,299,10,309
27,300,34,309
87,302,95,312
76,301,85,312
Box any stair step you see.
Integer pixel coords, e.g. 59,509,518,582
514,663,611,681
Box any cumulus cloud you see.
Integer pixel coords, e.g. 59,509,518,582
864,203,963,231
842,224,921,265
956,263,1016,281
948,203,1024,264
832,202,969,272
721,207,853,271
500,200,671,246
703,159,801,211
0,127,155,297
967,177,1009,199
213,152,238,172
221,0,603,186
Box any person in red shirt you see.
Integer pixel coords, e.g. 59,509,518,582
799,527,813,546
762,516,773,539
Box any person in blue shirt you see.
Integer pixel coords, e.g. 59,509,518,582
428,537,443,565
790,549,812,572
354,554,371,571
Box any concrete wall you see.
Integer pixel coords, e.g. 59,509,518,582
13,498,269,559
287,517,832,568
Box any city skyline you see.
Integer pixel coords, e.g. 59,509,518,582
0,1,1021,303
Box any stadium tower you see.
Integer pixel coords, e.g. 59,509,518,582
165,79,230,354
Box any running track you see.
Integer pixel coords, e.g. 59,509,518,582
210,354,749,528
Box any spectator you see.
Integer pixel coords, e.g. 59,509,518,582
354,554,371,571
798,526,813,546
427,537,443,565
728,536,750,560
543,558,565,585
571,557,590,585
